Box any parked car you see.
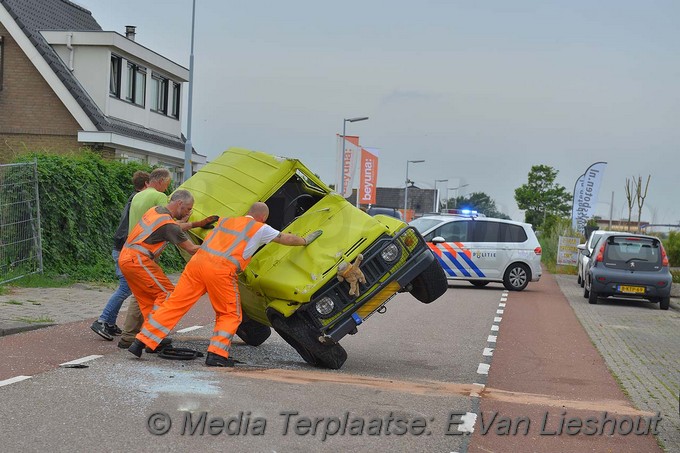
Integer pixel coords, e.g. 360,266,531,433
409,213,542,291
583,233,672,310
577,230,614,287
178,148,448,369
366,206,403,220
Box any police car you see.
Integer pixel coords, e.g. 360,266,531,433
410,211,542,291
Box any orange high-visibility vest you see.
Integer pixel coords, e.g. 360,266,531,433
198,216,265,272
124,207,175,260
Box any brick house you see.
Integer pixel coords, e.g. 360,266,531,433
0,0,205,178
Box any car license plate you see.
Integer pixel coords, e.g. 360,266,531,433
618,285,645,294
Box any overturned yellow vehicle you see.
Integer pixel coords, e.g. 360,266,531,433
180,148,447,369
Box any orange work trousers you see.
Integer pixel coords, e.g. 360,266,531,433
136,253,242,359
118,248,174,322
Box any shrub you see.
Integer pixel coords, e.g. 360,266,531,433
537,216,579,275
663,231,680,267
13,151,184,281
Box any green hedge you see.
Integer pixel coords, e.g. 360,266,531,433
14,151,184,281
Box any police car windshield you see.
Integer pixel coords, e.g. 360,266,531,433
409,217,442,233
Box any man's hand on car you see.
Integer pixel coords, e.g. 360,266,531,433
192,215,220,229
304,230,323,245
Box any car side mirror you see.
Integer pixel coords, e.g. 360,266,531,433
431,236,446,244
582,249,591,257
577,244,585,251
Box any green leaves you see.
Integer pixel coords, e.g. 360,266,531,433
12,151,184,281
514,164,571,229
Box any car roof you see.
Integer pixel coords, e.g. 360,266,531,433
415,214,530,228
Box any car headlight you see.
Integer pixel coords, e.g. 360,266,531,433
381,243,400,263
315,297,335,316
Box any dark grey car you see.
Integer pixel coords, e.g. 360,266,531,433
583,233,672,310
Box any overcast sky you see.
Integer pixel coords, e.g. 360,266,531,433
75,0,680,225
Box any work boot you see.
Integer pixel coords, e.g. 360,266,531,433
128,339,145,358
145,337,173,353
90,321,113,341
117,339,132,349
205,352,234,367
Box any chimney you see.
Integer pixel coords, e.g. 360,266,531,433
125,25,136,41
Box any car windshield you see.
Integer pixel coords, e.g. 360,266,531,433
603,236,662,269
409,218,443,233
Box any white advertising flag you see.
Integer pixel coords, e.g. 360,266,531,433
573,162,607,234
335,135,361,198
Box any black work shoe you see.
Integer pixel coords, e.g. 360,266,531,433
104,323,122,336
128,339,145,358
117,339,133,349
205,352,234,367
90,321,113,341
145,337,173,354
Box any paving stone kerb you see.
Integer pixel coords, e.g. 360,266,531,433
555,274,680,453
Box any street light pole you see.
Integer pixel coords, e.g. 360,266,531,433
183,0,196,182
446,184,469,211
404,159,425,220
434,179,448,212
339,116,369,202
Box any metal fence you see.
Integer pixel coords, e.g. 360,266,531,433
0,160,43,284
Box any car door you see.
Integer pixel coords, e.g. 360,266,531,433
469,220,503,278
430,220,481,279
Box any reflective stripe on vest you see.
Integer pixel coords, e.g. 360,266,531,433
123,207,175,260
200,217,263,272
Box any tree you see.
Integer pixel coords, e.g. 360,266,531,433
450,192,511,219
514,165,571,229
624,177,635,232
635,175,651,233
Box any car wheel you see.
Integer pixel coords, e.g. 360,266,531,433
236,316,272,346
659,297,670,310
409,257,448,304
577,273,582,286
503,263,530,291
588,288,598,305
583,281,590,298
470,280,489,287
268,310,347,369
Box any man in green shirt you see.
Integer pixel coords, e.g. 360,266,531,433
117,168,216,348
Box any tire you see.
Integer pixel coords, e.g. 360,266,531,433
236,316,272,346
409,257,448,304
503,263,530,291
659,297,670,310
580,277,585,288
268,311,347,369
588,288,598,305
470,280,489,287
583,283,589,298
577,274,582,286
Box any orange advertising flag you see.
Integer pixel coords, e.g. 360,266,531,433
359,147,379,205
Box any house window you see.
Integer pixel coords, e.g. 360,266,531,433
125,62,146,106
151,73,168,114
109,54,122,97
171,82,181,118
0,36,4,92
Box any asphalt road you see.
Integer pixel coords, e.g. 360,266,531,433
0,283,506,452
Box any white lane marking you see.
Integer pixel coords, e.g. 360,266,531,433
0,375,31,387
59,355,102,366
487,335,497,343
470,383,485,397
500,297,508,302
494,316,502,323
496,309,504,314
490,325,499,332
499,303,506,307
176,325,203,334
458,412,477,433
482,347,494,357
477,363,490,375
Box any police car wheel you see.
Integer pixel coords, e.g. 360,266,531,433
503,263,530,291
470,280,489,287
